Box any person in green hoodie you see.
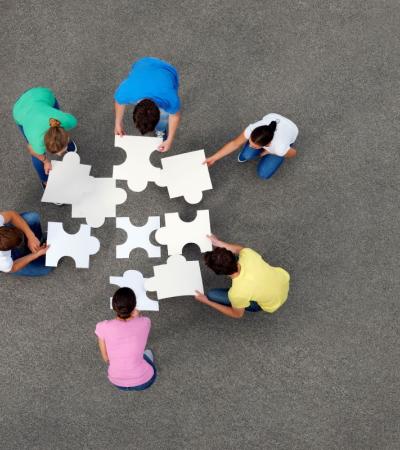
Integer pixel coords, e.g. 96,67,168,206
13,87,78,187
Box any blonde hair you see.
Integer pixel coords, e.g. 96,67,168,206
44,118,69,153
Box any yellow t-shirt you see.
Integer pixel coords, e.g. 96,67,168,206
228,248,290,313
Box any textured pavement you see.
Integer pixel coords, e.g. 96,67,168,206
0,1,399,449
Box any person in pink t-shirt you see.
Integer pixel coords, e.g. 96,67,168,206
95,287,156,391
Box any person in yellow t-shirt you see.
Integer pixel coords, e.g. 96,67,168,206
194,235,290,319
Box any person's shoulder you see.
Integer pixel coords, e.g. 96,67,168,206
240,247,260,258
138,316,151,326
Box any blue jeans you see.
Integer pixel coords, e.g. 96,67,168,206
207,288,262,312
17,99,75,183
238,142,284,180
9,212,53,276
154,108,169,140
114,354,157,391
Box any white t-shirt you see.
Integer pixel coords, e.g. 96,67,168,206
244,113,299,157
0,214,13,273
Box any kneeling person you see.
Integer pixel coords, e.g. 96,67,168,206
195,235,290,319
0,210,50,276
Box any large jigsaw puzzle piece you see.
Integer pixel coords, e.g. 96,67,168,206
156,210,212,255
144,255,204,299
110,270,159,311
42,152,93,205
46,222,100,268
158,149,213,204
113,135,164,192
116,216,161,258
71,177,127,228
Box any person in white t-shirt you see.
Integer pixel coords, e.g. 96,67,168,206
0,210,51,276
205,113,299,180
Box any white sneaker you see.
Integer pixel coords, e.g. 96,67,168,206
144,349,154,362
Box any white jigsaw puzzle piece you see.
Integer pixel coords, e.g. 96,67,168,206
156,210,212,255
144,255,204,300
116,216,161,258
41,152,93,205
113,135,164,192
71,177,127,228
45,222,100,268
158,149,213,204
110,270,159,311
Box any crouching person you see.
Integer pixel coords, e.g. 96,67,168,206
195,235,290,319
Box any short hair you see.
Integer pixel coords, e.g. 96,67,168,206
0,227,24,251
204,247,238,275
44,121,70,154
250,121,277,147
133,99,160,134
112,287,137,319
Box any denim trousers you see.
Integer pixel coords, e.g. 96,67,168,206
9,212,53,276
154,108,169,140
239,142,284,179
114,354,157,391
17,99,75,183
206,288,262,312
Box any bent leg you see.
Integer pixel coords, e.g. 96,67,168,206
20,212,43,241
238,142,261,161
206,288,231,306
257,154,284,180
31,156,48,184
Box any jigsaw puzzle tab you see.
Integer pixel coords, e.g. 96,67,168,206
158,149,213,204
156,210,212,255
113,135,164,192
41,152,93,205
110,270,159,311
45,222,100,268
144,255,204,300
116,216,161,258
72,177,127,228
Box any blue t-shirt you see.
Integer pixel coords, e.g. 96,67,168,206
114,57,180,114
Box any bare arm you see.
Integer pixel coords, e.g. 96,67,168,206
285,147,297,158
10,250,47,273
204,131,248,166
158,112,181,152
114,101,126,136
208,234,244,255
97,338,109,363
1,210,40,252
195,292,245,319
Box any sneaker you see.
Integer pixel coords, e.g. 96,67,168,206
237,150,248,163
144,349,154,362
67,140,78,153
155,131,165,139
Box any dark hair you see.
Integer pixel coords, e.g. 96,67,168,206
44,119,70,153
0,227,24,251
132,99,160,134
204,247,238,275
250,121,277,147
112,287,136,319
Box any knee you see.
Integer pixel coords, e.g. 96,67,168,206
257,166,275,180
22,211,40,223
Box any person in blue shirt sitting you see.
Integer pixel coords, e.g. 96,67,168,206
114,57,181,153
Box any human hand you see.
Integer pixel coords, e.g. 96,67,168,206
34,244,50,257
203,155,218,167
194,291,208,304
27,235,41,253
260,148,269,157
44,160,52,175
207,234,222,248
157,139,172,153
114,123,125,137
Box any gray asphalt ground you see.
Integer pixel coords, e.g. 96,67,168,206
1,1,399,449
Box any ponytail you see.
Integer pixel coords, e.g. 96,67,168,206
44,118,69,154
250,120,277,147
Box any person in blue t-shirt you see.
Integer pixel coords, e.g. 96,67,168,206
114,57,181,152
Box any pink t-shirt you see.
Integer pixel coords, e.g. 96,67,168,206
95,316,154,387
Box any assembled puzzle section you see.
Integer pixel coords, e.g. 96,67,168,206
41,152,93,205
145,255,204,299
113,135,164,192
110,270,159,311
159,149,213,204
71,177,127,228
116,216,161,258
46,222,100,268
156,210,212,255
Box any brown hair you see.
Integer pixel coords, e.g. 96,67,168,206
0,227,24,251
133,99,160,135
204,247,238,275
44,118,69,154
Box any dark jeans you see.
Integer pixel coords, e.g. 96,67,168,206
207,288,262,312
17,99,75,183
114,354,157,391
238,141,285,179
9,212,53,276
